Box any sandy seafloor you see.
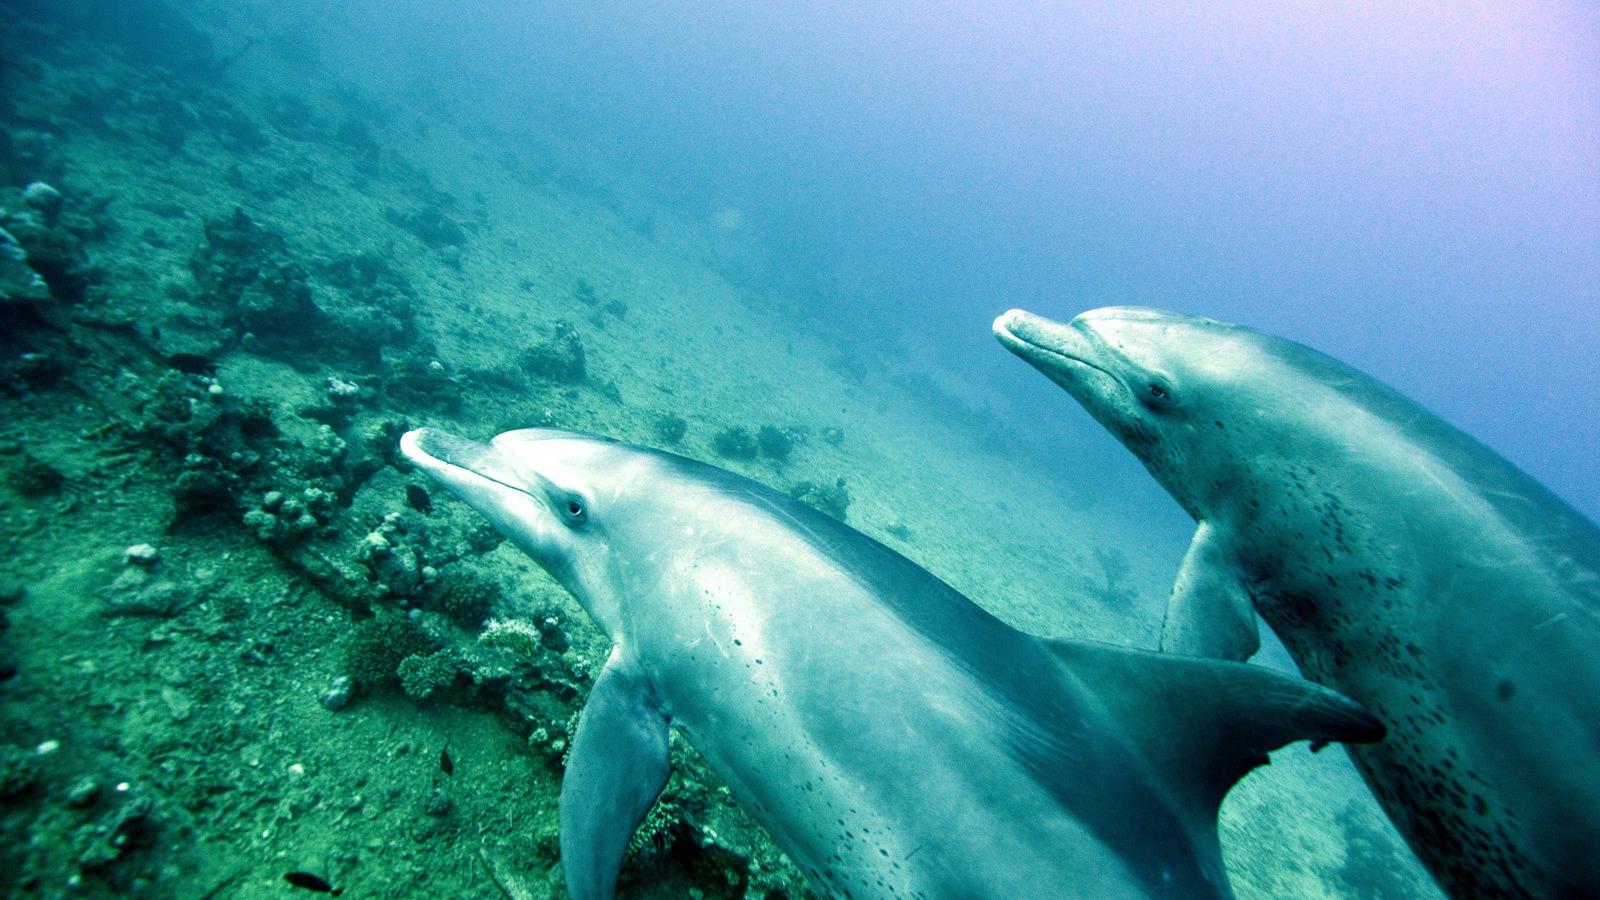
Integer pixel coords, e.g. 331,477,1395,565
0,5,1441,898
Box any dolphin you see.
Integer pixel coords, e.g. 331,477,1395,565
400,426,1381,900
994,307,1600,898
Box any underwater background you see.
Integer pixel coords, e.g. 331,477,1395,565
0,1,1593,897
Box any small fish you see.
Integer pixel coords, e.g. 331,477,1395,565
283,871,343,895
440,745,454,776
406,483,433,513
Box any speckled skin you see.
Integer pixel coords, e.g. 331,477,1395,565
996,307,1600,899
401,427,1380,900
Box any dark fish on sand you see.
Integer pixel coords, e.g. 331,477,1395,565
440,745,454,776
407,483,432,513
284,871,343,894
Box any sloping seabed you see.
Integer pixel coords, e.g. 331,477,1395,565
0,4,1438,898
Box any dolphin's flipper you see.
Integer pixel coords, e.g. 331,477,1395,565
560,648,670,900
1051,639,1383,824
1159,521,1260,661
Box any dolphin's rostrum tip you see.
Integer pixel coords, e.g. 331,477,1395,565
992,308,1027,336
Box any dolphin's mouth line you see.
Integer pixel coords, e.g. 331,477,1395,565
428,452,537,500
469,468,536,499
403,429,540,501
997,321,1118,381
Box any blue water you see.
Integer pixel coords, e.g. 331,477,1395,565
300,0,1600,519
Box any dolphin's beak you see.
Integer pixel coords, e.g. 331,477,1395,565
992,309,1117,389
401,428,532,503
991,308,1033,347
994,308,1087,362
403,427,578,590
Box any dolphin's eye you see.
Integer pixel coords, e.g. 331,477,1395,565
1140,378,1176,410
561,496,589,527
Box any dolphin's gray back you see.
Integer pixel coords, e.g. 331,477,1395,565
1244,325,1600,581
646,451,1245,897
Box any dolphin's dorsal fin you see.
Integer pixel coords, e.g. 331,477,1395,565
1160,520,1260,660
560,647,670,900
1048,639,1383,823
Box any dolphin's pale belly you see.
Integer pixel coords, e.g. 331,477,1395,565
635,564,1177,900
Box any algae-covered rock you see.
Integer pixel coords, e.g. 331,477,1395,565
382,350,462,412
0,225,49,305
104,562,195,619
319,675,353,711
518,321,586,383
235,265,319,339
0,129,61,187
3,453,64,497
426,564,497,627
652,413,688,444
20,182,62,223
72,793,156,874
756,425,793,461
0,349,67,396
384,204,466,249
358,515,424,600
789,477,851,522
334,116,380,160
319,250,417,358
711,426,757,460
138,372,281,514
190,207,325,351
195,95,266,151
265,93,324,140
2,190,93,303
0,742,39,799
188,209,413,366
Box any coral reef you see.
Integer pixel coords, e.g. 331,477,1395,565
397,649,458,701
242,488,329,547
342,613,435,688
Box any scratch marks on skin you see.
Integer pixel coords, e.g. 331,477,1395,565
693,620,730,658
1531,612,1568,632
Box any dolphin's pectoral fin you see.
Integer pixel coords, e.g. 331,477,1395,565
560,649,670,900
1159,521,1259,661
1049,639,1385,825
